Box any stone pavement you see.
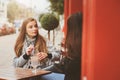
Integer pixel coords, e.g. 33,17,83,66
0,33,17,67
0,29,63,67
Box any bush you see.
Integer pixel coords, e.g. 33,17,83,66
40,13,59,31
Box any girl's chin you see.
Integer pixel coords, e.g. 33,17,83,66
30,34,37,38
33,34,37,37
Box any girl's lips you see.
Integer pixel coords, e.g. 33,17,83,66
33,31,37,34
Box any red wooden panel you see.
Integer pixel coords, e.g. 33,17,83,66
82,0,120,80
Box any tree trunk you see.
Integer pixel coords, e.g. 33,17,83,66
48,30,50,41
53,29,55,45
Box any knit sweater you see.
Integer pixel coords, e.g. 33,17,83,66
13,35,61,69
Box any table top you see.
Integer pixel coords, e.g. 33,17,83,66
0,66,51,80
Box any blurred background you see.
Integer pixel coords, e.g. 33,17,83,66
0,0,64,34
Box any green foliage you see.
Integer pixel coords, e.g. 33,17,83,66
49,0,64,15
40,13,59,31
39,13,45,22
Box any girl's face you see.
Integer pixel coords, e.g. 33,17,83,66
26,21,38,38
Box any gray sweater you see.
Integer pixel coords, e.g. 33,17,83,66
13,36,61,69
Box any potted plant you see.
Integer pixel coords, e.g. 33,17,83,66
40,13,59,45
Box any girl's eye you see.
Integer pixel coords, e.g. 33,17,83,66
28,25,37,28
34,25,38,28
28,26,33,28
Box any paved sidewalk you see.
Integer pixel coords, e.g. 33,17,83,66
0,29,63,67
0,33,17,67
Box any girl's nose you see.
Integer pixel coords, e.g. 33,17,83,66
33,26,38,29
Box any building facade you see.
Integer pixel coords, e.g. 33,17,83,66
0,0,8,27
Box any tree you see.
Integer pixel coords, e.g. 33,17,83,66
7,0,20,23
40,13,59,44
48,0,64,31
7,0,34,23
48,0,64,15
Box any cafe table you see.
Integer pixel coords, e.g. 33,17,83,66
0,66,51,80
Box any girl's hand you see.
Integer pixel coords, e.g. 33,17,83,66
26,45,34,55
36,52,48,61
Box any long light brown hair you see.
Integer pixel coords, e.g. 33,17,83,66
65,12,83,59
14,18,47,57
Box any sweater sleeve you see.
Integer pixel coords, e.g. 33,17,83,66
13,53,30,67
47,40,61,60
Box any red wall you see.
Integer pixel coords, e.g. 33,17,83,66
82,0,96,79
62,0,83,37
82,0,120,80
